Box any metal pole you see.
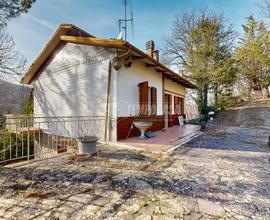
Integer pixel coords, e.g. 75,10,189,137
9,131,11,160
22,128,24,158
15,122,18,158
27,117,30,160
39,122,41,158
124,0,127,40
77,116,80,138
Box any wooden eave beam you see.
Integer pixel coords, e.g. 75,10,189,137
164,72,175,78
131,55,144,60
154,66,165,71
60,36,126,49
146,63,158,67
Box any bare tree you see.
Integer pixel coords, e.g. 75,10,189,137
257,1,270,18
0,0,36,80
0,26,26,80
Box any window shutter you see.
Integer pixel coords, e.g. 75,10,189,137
138,81,148,115
181,97,184,114
151,87,157,115
174,96,179,115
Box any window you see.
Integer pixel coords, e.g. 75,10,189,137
174,96,184,115
138,81,157,116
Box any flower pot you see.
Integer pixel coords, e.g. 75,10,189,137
77,136,98,155
200,121,207,131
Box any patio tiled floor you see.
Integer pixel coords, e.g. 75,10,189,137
118,124,200,153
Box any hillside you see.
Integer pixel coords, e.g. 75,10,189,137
0,80,30,115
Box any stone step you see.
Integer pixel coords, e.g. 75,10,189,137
167,130,202,153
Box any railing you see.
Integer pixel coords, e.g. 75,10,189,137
0,115,105,165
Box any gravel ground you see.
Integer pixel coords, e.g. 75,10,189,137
0,103,270,219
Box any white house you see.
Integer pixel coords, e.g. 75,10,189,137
21,24,196,143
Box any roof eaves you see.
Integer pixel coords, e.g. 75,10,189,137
123,42,196,89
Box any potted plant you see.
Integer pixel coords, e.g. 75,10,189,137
199,114,208,131
77,136,98,155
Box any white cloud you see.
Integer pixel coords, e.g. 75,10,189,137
25,14,55,30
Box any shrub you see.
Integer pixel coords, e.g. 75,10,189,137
187,118,200,125
0,132,34,162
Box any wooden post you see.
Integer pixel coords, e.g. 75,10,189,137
174,96,179,115
181,97,185,115
104,61,112,143
27,117,30,160
151,87,157,115
162,73,165,115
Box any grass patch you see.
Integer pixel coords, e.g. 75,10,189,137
260,143,268,148
241,140,257,145
205,129,229,137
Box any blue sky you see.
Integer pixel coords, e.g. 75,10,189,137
7,0,264,67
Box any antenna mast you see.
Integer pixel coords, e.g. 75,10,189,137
118,0,134,41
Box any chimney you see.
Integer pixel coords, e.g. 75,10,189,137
145,40,155,57
153,50,159,62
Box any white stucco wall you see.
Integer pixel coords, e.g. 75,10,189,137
164,78,185,97
117,60,163,117
33,43,117,141
164,78,186,115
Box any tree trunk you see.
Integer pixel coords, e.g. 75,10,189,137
248,82,252,101
202,84,208,113
197,84,208,115
214,84,218,109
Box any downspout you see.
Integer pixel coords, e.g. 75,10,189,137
104,61,112,143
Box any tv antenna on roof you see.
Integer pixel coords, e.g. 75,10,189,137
118,0,134,41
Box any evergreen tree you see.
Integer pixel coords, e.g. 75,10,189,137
22,89,33,115
235,16,270,97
